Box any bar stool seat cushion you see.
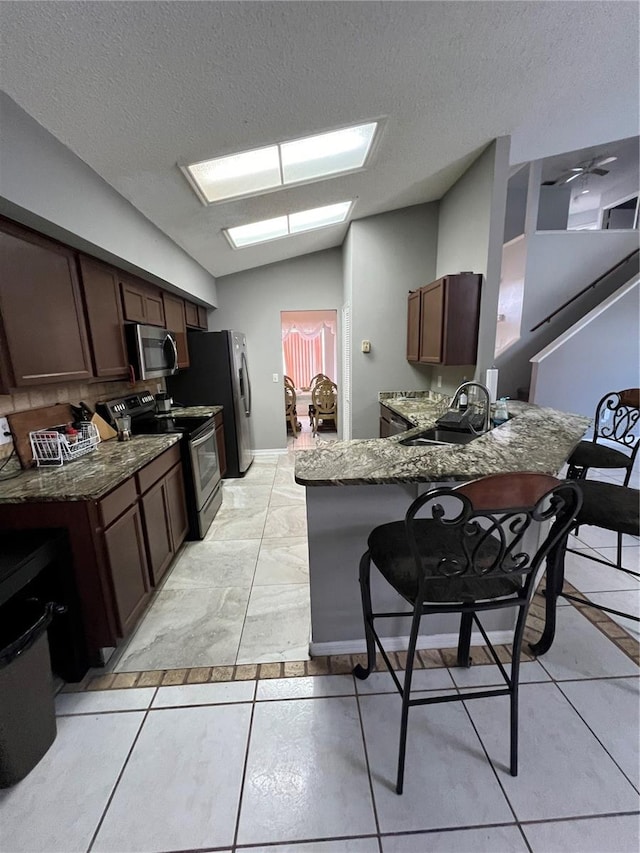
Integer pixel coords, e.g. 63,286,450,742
368,520,522,603
575,481,639,536
568,441,632,471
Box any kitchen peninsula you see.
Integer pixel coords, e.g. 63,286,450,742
295,394,590,656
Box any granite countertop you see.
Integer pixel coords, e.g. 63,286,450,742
295,396,590,487
0,435,181,504
169,405,223,417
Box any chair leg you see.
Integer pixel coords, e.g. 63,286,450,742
396,604,422,795
457,612,473,667
529,531,567,657
353,551,376,680
509,603,529,777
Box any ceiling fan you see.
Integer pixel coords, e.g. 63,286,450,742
542,155,617,186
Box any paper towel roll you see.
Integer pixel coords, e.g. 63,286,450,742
485,368,499,403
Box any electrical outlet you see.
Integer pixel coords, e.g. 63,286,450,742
273,373,279,383
437,375,442,388
0,416,12,446
361,340,371,353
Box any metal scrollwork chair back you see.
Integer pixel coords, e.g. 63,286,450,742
567,388,640,485
353,472,582,794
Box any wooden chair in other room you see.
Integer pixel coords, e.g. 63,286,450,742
284,376,300,438
311,379,338,435
308,374,330,425
567,388,639,486
352,473,582,794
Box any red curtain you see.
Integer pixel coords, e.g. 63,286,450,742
283,332,323,388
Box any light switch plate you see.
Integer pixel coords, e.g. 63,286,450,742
0,416,12,445
272,373,279,383
361,340,371,353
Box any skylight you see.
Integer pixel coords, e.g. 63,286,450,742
183,122,377,204
225,201,352,248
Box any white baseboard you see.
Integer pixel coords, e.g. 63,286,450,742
253,448,288,457
310,630,514,658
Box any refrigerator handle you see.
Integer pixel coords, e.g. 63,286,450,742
241,351,252,416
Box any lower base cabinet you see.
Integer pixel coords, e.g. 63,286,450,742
140,460,188,586
103,503,151,637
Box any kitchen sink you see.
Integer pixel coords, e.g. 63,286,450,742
399,427,481,446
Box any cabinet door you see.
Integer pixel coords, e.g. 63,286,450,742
78,256,129,379
406,290,421,362
184,301,200,328
419,279,445,364
197,305,208,329
165,463,189,551
141,478,174,586
163,293,190,369
441,274,482,365
215,420,227,478
103,504,151,637
0,223,93,388
145,289,165,327
120,277,148,323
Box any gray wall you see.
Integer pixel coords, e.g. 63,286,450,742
536,185,572,230
496,231,640,398
0,93,217,305
212,249,343,449
503,166,529,244
531,279,639,417
434,138,510,394
348,204,439,438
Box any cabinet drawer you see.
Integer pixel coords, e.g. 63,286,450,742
137,444,181,494
99,478,138,528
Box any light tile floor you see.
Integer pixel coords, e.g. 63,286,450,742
111,422,336,672
2,457,638,852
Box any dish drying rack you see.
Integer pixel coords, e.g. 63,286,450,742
30,422,100,467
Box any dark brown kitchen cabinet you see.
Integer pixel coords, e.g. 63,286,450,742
165,463,189,548
163,293,190,369
0,220,93,391
214,411,227,478
78,255,129,379
121,276,165,326
407,273,482,366
140,478,174,586
185,300,208,330
103,503,151,637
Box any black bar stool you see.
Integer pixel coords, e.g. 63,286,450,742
352,473,581,794
531,479,639,657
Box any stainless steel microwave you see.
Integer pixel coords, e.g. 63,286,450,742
126,323,179,381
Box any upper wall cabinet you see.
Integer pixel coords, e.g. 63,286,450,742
407,273,482,366
121,276,166,327
0,220,93,391
78,255,129,380
185,300,208,330
162,293,190,369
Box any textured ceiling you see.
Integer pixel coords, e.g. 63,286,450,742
1,1,638,277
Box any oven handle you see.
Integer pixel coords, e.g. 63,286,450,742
190,428,216,448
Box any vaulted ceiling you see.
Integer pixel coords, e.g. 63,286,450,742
1,1,638,277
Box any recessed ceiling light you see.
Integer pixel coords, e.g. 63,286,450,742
182,121,378,204
225,201,353,248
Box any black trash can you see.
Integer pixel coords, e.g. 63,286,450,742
0,600,59,788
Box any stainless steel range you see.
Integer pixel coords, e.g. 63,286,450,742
98,393,222,539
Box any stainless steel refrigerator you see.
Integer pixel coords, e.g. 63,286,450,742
167,330,254,477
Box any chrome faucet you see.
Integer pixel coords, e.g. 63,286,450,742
450,381,492,433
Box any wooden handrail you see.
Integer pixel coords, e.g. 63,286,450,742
530,248,639,332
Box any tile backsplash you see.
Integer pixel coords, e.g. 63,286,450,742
0,378,165,460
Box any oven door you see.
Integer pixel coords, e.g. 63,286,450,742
188,425,221,511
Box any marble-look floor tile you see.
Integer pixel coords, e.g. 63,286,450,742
523,814,640,853
584,589,640,637
256,674,355,701
359,693,513,833
447,660,551,689
236,584,310,664
246,840,379,853
242,464,277,485
55,688,155,715
152,679,256,708
563,546,640,592
93,704,251,852
381,825,528,852
253,537,309,585
572,525,638,551
205,506,267,540
220,483,272,509
237,697,377,845
535,604,639,680
354,666,455,695
0,712,143,853
113,587,250,671
273,466,298,486
558,676,639,786
466,682,639,821
263,504,308,538
163,539,259,589
270,481,306,506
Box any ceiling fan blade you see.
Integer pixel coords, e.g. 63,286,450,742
542,169,583,186
589,167,609,176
